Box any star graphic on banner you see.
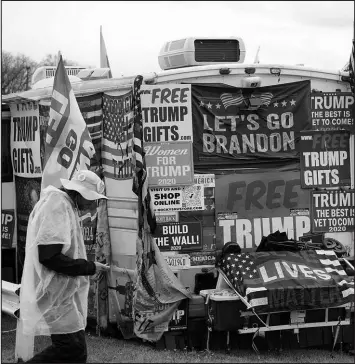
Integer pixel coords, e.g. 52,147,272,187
216,103,221,109
199,100,205,107
207,102,213,109
290,99,296,106
281,100,287,107
273,102,279,107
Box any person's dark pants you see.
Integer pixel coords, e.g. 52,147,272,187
26,330,87,363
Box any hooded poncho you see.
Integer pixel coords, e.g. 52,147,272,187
15,186,90,360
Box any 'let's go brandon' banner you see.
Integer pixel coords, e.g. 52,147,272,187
191,80,311,167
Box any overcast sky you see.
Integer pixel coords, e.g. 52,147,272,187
2,1,354,78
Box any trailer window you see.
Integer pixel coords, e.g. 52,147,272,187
1,115,13,182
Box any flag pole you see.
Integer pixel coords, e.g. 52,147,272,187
56,51,61,67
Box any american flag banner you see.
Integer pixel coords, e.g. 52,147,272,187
216,249,354,313
102,92,134,180
41,54,96,190
220,91,244,108
77,93,103,166
256,92,273,106
131,75,191,342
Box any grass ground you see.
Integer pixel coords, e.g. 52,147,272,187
1,314,353,363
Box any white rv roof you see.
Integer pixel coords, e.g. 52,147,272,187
1,63,351,104
32,75,82,90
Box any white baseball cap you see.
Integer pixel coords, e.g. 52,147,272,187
60,170,108,200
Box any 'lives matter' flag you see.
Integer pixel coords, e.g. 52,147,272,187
41,54,96,190
217,250,354,313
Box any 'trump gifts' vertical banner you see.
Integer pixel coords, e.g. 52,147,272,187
10,102,42,177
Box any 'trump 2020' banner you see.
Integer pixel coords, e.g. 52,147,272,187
311,190,354,233
215,168,311,251
192,80,311,167
10,102,42,177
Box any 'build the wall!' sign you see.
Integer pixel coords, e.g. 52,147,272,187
153,221,202,252
300,130,351,188
311,190,354,233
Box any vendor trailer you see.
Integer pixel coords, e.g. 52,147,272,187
2,37,354,332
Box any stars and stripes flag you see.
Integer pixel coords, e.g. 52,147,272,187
220,91,273,110
100,26,112,78
247,92,273,110
220,91,244,108
216,249,354,313
41,54,96,190
257,92,273,106
77,93,103,167
101,92,134,179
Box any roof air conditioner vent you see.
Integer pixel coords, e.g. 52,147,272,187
158,36,246,70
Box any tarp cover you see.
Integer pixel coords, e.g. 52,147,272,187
216,249,354,313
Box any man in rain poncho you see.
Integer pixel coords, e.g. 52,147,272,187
15,170,110,363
